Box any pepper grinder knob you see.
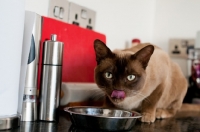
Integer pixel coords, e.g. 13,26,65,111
51,34,57,41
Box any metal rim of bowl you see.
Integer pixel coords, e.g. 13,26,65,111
64,106,142,119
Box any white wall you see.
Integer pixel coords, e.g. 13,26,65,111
25,0,50,16
0,0,25,116
152,0,200,52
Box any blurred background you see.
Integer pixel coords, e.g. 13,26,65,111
25,0,200,51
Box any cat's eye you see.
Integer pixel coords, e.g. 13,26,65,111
127,75,135,81
105,72,113,79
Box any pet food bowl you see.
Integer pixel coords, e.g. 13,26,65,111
64,106,142,131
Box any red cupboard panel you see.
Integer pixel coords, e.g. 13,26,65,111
37,16,106,89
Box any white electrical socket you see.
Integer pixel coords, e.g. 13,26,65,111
48,0,69,22
68,2,96,30
169,39,195,58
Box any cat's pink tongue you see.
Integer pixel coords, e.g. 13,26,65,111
111,90,126,99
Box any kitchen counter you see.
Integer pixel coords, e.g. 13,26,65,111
2,110,200,132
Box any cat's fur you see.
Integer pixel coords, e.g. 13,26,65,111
94,39,188,123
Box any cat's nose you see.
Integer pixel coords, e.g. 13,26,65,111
111,90,126,99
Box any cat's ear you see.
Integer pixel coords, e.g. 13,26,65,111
132,45,154,69
94,39,113,64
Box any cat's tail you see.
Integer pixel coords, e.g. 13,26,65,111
179,103,200,112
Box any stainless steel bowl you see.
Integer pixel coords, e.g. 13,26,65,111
64,106,142,131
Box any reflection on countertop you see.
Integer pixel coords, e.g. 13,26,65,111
2,110,200,132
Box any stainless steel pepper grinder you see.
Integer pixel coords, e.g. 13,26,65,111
21,34,39,122
39,34,64,122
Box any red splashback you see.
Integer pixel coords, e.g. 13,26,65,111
37,16,106,89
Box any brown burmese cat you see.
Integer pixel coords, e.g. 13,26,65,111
93,39,188,123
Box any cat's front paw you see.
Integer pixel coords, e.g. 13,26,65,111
141,112,155,123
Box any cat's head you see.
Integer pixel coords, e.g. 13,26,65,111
94,39,154,104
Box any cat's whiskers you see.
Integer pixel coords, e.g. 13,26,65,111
134,92,152,105
130,89,152,105
131,91,140,96
88,88,105,100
